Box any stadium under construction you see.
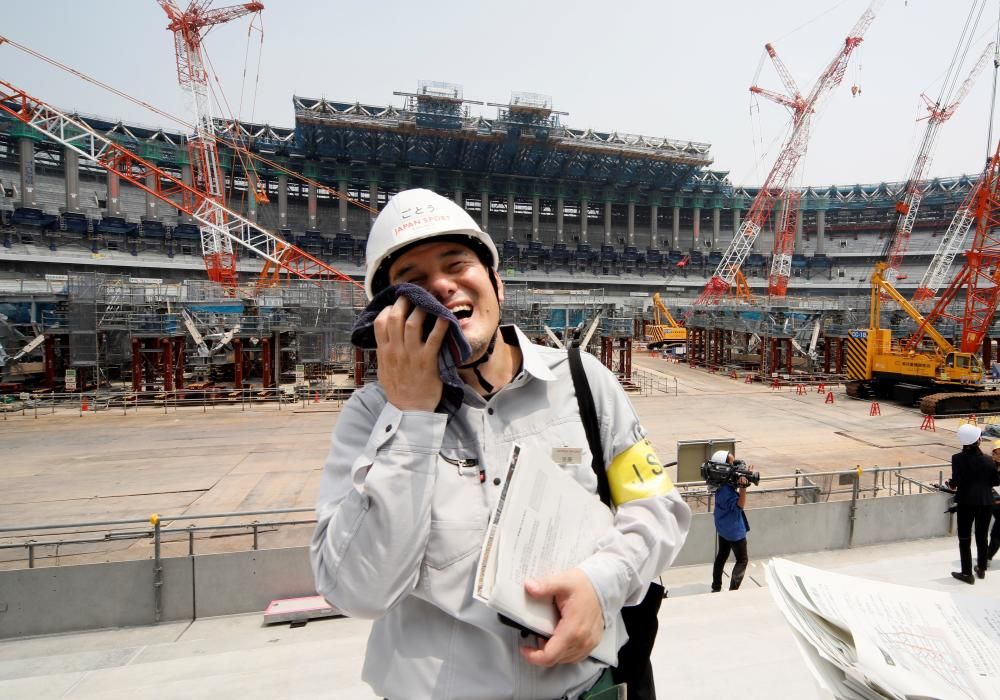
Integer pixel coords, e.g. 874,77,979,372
2,77,998,414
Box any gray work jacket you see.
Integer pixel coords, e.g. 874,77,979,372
311,325,692,699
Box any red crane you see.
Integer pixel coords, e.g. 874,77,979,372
905,136,1000,355
693,0,881,308
157,0,264,288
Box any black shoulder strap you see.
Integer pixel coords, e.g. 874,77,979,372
568,346,612,506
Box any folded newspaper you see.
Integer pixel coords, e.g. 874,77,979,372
766,558,1000,700
474,442,620,665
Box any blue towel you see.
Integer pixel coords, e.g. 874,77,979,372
351,283,473,393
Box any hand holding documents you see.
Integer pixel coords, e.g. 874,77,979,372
766,558,1000,700
474,442,620,665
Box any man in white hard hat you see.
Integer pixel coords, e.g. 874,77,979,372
948,423,999,584
311,189,691,699
707,450,751,592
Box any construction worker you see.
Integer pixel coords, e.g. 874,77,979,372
988,440,1000,564
948,424,999,584
310,189,692,700
709,449,751,592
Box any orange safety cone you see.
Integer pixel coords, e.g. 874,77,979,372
708,366,717,374
745,374,753,384
920,414,936,431
869,402,881,416
313,392,320,404
81,397,88,412
968,413,978,425
796,384,806,395
730,370,739,380
771,379,781,390
817,383,826,394
824,391,834,404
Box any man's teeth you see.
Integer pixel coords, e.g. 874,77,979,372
451,305,473,318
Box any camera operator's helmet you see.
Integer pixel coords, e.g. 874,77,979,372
364,188,500,301
957,423,982,446
710,449,731,465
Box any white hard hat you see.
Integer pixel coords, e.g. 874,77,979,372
957,423,982,446
364,188,499,300
710,449,731,464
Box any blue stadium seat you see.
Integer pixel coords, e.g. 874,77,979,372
11,208,58,231
333,232,355,257
707,251,723,267
523,241,547,269
549,242,569,269
501,240,520,268
140,220,166,239
171,223,200,241
61,212,90,235
622,246,638,273
667,249,684,265
97,217,138,236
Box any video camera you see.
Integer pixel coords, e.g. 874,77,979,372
700,458,760,488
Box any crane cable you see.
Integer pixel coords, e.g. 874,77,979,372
985,2,1000,161
0,34,377,215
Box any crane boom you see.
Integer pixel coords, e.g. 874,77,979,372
694,0,881,307
0,79,363,295
883,41,995,286
912,174,983,302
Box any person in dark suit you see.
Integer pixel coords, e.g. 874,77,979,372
949,424,1000,584
988,440,1000,564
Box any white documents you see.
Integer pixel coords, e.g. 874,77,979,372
766,558,1000,700
474,442,620,665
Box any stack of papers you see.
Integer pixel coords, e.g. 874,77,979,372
474,442,620,665
766,558,1000,700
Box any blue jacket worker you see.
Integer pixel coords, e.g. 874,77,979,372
310,189,692,700
710,450,751,592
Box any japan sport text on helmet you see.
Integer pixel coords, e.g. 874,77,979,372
364,188,500,300
710,449,731,465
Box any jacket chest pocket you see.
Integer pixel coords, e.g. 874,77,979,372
424,451,490,570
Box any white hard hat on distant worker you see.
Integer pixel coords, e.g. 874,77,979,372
957,423,982,446
711,449,731,464
364,188,499,300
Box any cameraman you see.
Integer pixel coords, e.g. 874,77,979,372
709,450,751,592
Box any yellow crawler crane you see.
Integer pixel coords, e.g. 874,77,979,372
845,263,992,412
645,293,688,350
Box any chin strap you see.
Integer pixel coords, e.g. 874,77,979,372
459,330,498,393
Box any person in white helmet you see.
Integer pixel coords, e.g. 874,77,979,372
948,424,999,584
311,188,691,700
707,449,751,592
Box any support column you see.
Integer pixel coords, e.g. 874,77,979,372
144,171,159,220
233,338,243,389
506,193,515,241
794,206,803,251
556,196,565,244
307,182,318,230
983,335,993,369
246,170,258,223
692,201,702,248
18,138,37,209
262,337,274,388
733,206,742,236
672,199,681,249
480,189,490,232
650,204,659,249
64,148,81,213
339,177,350,233
131,338,142,393
368,180,379,212
277,173,288,229
181,165,195,223
815,204,827,255
531,195,540,240
627,201,635,247
43,335,56,389
106,171,122,217
580,196,589,244
785,338,793,375
161,338,174,393
603,199,612,245
711,207,720,250
835,337,844,374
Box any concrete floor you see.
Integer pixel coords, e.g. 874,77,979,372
1,356,968,569
0,536,996,699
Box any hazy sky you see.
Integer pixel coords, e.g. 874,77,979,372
3,0,999,188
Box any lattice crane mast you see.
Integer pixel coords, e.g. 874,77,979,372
157,0,263,288
906,136,1000,357
693,0,881,308
882,41,994,287
0,79,364,297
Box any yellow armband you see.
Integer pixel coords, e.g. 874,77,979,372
607,438,675,505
